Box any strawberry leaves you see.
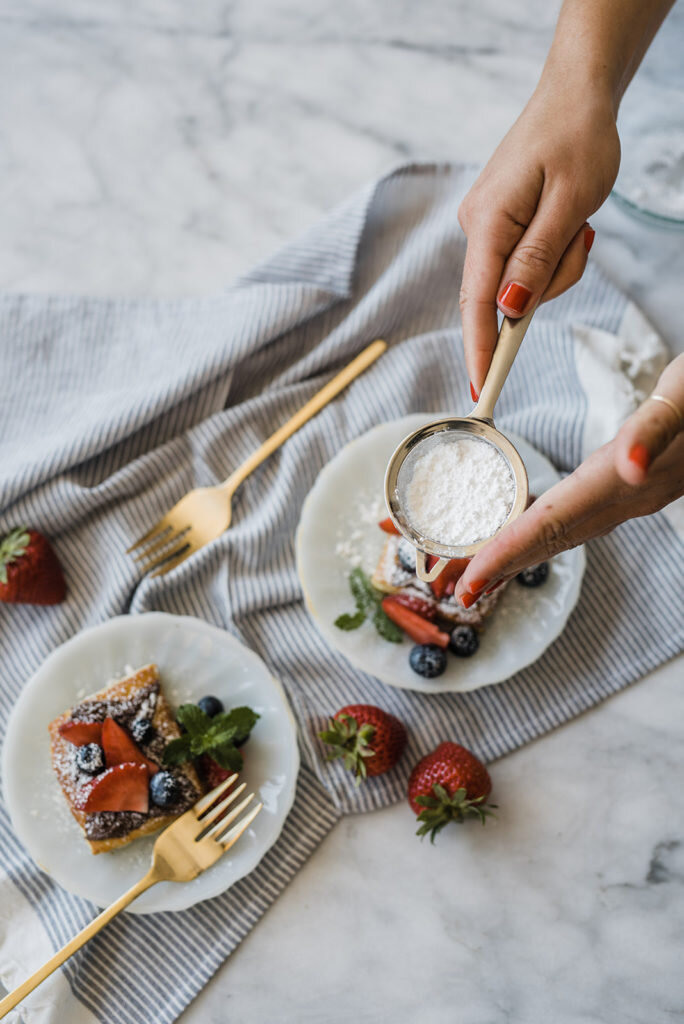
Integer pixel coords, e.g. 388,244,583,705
414,784,497,843
0,528,30,586
163,705,259,772
334,568,403,643
319,712,377,786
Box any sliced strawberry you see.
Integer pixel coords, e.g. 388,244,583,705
381,596,450,648
102,717,159,775
378,517,400,535
428,558,470,600
200,755,230,790
76,763,149,813
390,592,438,621
58,720,103,746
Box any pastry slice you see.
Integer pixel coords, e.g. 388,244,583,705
49,663,203,854
372,535,508,630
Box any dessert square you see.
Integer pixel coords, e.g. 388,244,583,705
48,663,203,854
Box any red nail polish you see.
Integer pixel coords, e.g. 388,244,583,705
584,227,595,253
498,282,532,314
459,592,476,609
485,580,504,596
470,382,479,403
628,443,650,472
467,578,489,595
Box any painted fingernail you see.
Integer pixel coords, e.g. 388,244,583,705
584,226,595,253
459,591,476,609
485,580,504,596
470,381,479,403
498,282,532,314
467,578,489,595
628,442,650,472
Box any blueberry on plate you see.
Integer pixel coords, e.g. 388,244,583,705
398,538,416,574
149,770,182,808
197,695,224,718
449,625,480,658
516,562,549,588
76,743,105,775
409,643,447,678
131,717,155,745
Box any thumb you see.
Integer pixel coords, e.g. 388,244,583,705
496,203,581,318
615,354,684,485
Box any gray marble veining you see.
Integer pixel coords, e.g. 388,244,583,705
1,1,682,1021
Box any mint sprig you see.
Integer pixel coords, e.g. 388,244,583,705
334,568,403,644
163,704,259,771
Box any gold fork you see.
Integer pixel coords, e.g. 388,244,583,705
0,776,261,1019
128,338,387,576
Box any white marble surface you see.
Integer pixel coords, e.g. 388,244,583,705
1,1,683,1022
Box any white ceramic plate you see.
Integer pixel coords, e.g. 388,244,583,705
2,613,299,913
296,415,585,694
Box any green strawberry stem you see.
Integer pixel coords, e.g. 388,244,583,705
318,713,376,787
0,527,30,585
415,784,497,843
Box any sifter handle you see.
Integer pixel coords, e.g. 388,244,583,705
471,308,536,422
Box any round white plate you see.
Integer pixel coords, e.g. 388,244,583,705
296,415,585,694
2,613,299,913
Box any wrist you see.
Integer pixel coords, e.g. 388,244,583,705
538,50,619,119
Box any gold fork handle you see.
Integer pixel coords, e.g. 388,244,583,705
220,339,387,494
0,869,159,1019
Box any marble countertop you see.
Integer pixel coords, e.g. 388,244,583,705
2,1,683,1022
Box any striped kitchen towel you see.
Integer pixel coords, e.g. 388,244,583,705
0,163,682,1024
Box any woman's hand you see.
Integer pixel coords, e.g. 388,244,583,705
458,74,621,397
453,356,684,607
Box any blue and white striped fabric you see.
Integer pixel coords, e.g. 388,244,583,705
0,163,682,1024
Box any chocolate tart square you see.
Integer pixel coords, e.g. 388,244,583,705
48,663,203,854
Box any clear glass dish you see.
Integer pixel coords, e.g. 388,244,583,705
610,4,684,230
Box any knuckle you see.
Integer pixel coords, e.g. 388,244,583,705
538,514,569,559
513,237,558,276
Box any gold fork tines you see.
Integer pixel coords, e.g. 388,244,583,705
0,776,262,1019
126,339,387,578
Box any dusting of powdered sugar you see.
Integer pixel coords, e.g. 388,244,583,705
335,494,385,569
403,436,515,547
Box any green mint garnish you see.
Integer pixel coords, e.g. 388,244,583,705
163,705,260,768
334,567,402,644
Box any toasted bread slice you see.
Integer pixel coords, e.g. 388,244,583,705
49,664,203,854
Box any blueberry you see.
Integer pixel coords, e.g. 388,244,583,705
449,626,480,658
131,718,155,745
197,695,224,718
76,743,105,775
409,643,447,678
398,539,416,574
516,562,549,588
149,770,182,808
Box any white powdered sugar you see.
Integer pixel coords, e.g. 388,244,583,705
404,436,515,546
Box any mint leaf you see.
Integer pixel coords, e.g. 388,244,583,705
209,744,244,772
163,736,193,765
373,605,403,643
206,707,259,745
175,704,211,737
334,611,365,630
334,566,404,644
349,567,376,613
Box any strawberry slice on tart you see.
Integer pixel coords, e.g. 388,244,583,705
75,763,150,814
101,717,160,774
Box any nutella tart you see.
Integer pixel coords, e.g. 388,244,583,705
371,534,508,629
49,664,203,854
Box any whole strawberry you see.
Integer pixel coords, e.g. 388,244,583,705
408,741,495,841
319,704,407,785
0,527,66,605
